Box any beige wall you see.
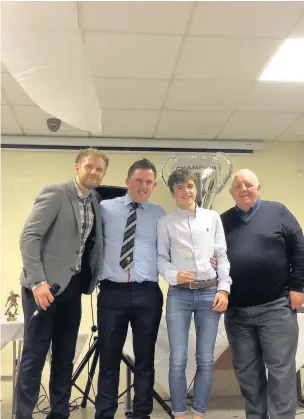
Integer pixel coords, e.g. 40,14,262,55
1,141,303,396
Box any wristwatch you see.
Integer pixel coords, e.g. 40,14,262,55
31,281,46,291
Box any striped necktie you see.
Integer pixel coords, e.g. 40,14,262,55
120,202,139,271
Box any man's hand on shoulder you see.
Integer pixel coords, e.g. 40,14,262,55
289,291,304,310
33,283,54,311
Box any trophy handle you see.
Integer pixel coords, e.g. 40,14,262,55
160,154,178,189
215,152,233,195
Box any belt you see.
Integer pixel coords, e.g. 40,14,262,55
100,279,158,288
178,279,217,289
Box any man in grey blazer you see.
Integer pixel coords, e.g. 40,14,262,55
16,148,109,419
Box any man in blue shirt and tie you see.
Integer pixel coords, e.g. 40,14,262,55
95,158,165,419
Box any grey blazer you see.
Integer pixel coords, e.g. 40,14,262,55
20,181,103,296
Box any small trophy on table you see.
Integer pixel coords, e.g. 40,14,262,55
5,291,20,321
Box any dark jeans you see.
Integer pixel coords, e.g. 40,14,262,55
225,296,299,419
95,280,163,419
15,274,83,419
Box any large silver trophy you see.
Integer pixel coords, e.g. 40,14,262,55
161,152,233,208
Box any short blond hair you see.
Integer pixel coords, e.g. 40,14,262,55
75,148,109,168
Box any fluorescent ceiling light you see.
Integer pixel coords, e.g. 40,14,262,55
259,38,304,82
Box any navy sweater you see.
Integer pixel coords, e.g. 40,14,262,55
221,200,304,307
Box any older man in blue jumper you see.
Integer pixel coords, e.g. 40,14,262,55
221,169,304,419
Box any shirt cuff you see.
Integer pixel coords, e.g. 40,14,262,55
163,269,179,286
31,281,46,291
290,286,304,293
290,276,304,293
217,278,231,294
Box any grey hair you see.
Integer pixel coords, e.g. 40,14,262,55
231,169,259,187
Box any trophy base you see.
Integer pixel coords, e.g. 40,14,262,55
7,316,17,322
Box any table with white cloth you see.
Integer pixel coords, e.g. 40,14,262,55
297,313,304,402
124,312,304,396
1,316,24,418
1,315,89,417
297,313,304,372
1,316,24,351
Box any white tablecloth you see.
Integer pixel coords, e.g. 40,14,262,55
296,313,304,372
1,312,302,395
124,312,304,395
1,316,24,350
1,315,88,365
1,314,89,417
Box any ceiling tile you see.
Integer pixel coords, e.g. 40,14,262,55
2,2,79,30
218,112,300,140
289,15,304,36
190,2,304,38
100,110,159,137
156,111,231,139
13,105,86,133
94,78,168,110
1,62,9,72
175,37,280,80
165,80,253,111
1,105,22,134
80,1,192,34
276,134,304,142
284,115,304,136
240,83,304,112
1,73,35,106
85,32,181,78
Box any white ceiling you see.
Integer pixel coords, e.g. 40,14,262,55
1,1,304,144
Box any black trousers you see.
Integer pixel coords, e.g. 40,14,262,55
95,280,163,419
15,274,84,419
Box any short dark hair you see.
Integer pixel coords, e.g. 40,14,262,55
167,169,197,193
127,158,157,179
75,148,109,168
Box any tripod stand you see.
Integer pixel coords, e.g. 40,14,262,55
71,336,174,418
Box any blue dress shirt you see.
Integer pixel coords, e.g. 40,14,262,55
100,194,166,283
